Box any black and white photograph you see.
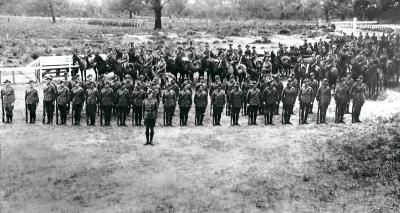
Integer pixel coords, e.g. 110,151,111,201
1,0,400,212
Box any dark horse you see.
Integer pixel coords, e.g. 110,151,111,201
92,54,125,81
72,54,90,81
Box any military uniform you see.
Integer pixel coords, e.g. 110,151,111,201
116,87,130,126
131,87,146,126
316,82,331,123
225,79,235,115
345,77,355,113
247,85,261,125
57,84,70,125
241,80,250,115
194,88,208,125
229,87,243,125
71,84,85,125
86,86,98,126
334,81,350,123
178,89,192,126
211,88,226,125
143,92,158,145
25,86,39,123
162,89,176,126
1,83,15,123
299,83,313,124
350,79,367,122
43,82,57,124
271,78,283,115
262,84,277,125
309,78,319,114
101,85,114,126
282,84,297,124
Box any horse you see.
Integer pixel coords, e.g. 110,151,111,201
72,54,90,81
91,54,112,78
280,55,292,76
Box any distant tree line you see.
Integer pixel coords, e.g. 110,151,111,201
0,0,399,27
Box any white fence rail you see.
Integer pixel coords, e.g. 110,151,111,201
0,54,107,84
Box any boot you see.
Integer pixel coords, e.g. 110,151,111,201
150,132,154,145
200,115,204,125
145,132,150,145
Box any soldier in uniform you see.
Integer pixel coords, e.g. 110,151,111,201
1,80,15,123
57,80,70,125
100,81,114,126
178,84,192,126
229,82,243,126
309,73,319,114
247,81,261,125
71,82,85,125
282,81,297,124
116,83,130,126
162,84,176,126
262,80,277,125
241,76,250,115
271,74,284,115
345,73,355,113
143,89,158,145
334,77,350,123
299,79,313,124
244,45,251,57
211,82,226,126
225,76,236,116
131,82,146,126
128,42,136,63
43,76,57,124
316,79,331,123
194,85,208,126
86,81,98,126
25,80,39,123
350,76,367,123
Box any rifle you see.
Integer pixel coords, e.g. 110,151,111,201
42,100,46,124
25,96,28,123
86,98,89,126
248,111,251,125
131,106,135,126
100,104,103,126
230,110,233,126
334,103,338,123
1,95,4,123
351,102,355,123
316,104,320,124
55,99,59,125
299,103,302,124
163,110,166,126
71,104,74,125
117,107,120,127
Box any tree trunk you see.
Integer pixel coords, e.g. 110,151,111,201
154,7,162,29
129,11,133,19
49,0,56,23
324,9,330,22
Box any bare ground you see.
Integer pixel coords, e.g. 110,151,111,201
1,85,400,213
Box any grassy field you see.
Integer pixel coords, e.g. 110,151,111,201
1,84,400,213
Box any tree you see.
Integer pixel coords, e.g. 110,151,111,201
109,0,145,18
144,0,169,30
166,0,187,17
